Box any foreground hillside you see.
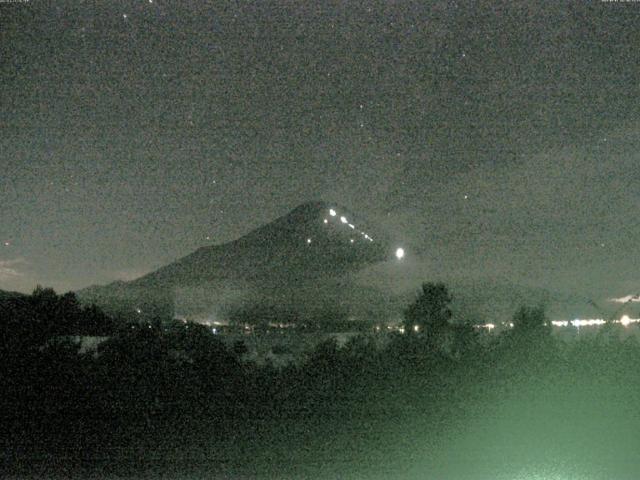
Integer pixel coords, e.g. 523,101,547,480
3,287,640,479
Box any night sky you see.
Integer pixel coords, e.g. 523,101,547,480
2,1,639,298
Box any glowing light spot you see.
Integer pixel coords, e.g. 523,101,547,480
348,224,355,229
569,318,606,327
323,219,328,224
306,238,312,244
621,315,632,326
329,209,336,216
395,247,405,259
350,239,354,243
413,325,419,333
340,216,348,224
123,13,128,19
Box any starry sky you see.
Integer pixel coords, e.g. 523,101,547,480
1,0,639,298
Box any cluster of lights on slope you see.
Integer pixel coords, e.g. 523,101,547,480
307,208,405,261
314,208,375,244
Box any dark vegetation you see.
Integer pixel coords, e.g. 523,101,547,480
2,284,640,479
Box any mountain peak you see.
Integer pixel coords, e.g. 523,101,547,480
114,201,390,289
77,201,396,320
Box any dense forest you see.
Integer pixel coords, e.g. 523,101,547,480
2,284,640,479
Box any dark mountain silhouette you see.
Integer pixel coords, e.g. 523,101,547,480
134,200,389,287
78,201,394,322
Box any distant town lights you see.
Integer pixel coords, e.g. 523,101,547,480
340,216,348,224
329,209,336,216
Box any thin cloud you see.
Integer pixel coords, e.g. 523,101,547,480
0,258,27,281
610,295,640,304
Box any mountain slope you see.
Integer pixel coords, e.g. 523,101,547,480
78,201,393,319
133,201,389,288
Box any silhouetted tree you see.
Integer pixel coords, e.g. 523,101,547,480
511,305,550,336
403,282,452,337
81,303,115,335
500,305,557,375
30,285,60,339
233,339,249,357
449,323,480,359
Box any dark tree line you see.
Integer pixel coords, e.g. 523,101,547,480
2,283,640,479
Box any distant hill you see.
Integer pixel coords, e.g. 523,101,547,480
441,277,600,324
0,289,26,301
443,276,640,324
353,262,618,325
